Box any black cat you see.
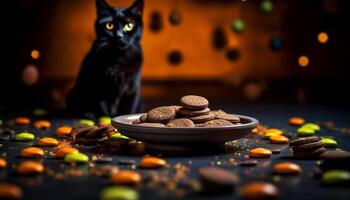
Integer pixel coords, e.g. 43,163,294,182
67,0,144,118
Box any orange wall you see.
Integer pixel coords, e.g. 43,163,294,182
43,0,287,81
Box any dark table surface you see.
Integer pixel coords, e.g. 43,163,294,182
1,103,350,200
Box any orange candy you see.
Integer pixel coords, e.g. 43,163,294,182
269,135,289,144
0,183,23,199
36,137,59,147
0,158,7,168
16,161,44,175
264,128,283,135
56,126,73,136
288,117,305,126
20,147,44,158
274,162,302,175
55,147,79,158
249,148,272,158
140,156,167,168
14,117,31,125
241,182,279,200
110,170,142,185
34,120,51,129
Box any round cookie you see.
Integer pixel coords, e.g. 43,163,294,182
178,107,210,116
189,113,215,123
166,118,195,128
180,95,209,110
137,123,166,128
214,111,240,123
292,141,325,152
203,119,233,127
289,136,321,146
147,106,176,123
293,147,327,159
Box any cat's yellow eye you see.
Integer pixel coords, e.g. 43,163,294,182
105,22,114,30
123,22,134,32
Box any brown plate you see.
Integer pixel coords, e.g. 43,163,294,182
112,114,258,152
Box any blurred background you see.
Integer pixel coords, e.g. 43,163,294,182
1,0,350,111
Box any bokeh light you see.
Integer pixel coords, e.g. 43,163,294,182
318,32,329,44
298,55,309,67
22,64,39,86
31,49,40,59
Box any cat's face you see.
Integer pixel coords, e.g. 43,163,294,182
95,0,143,50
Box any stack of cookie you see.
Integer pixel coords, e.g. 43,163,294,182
289,136,326,159
133,95,241,128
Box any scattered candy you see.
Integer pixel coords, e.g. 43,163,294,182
34,120,51,129
249,148,272,158
297,127,316,136
64,152,89,163
273,162,302,175
264,128,283,135
79,119,95,126
56,126,73,136
20,147,44,158
322,170,350,185
301,123,320,131
288,117,305,126
100,186,139,200
110,170,142,185
14,117,31,125
110,133,129,140
198,166,239,193
36,137,59,147
321,137,337,148
99,116,112,125
269,135,289,144
15,132,35,141
241,182,279,200
55,147,79,158
139,156,167,168
16,161,44,175
0,183,23,199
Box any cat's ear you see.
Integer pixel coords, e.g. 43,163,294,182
96,0,111,17
129,0,144,16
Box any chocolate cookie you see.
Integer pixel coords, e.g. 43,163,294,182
189,113,215,123
178,107,210,116
203,119,233,127
166,118,195,128
198,166,239,193
319,151,350,171
180,95,209,110
214,111,240,123
147,106,176,123
289,136,321,146
292,141,325,152
137,123,166,128
293,147,326,159
171,105,182,112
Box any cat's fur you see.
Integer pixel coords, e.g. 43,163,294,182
67,0,144,117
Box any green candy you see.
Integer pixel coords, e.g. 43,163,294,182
260,0,274,14
297,127,316,136
64,152,89,163
231,19,245,33
15,132,35,141
301,123,320,131
0,119,3,126
322,170,350,185
33,108,48,116
99,116,112,124
100,186,139,200
321,137,337,148
79,119,95,126
110,133,129,140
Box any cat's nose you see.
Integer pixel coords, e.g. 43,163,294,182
115,30,124,38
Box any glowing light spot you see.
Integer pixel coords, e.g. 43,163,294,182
318,32,329,44
298,56,309,67
31,49,40,59
22,65,39,86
